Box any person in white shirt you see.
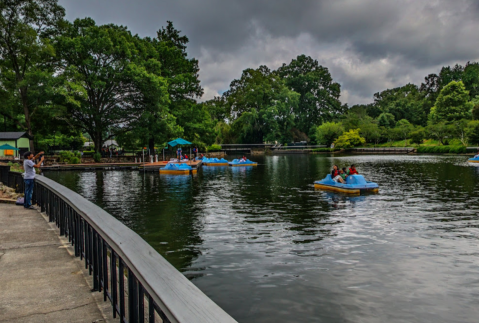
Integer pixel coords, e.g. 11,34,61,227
23,151,44,209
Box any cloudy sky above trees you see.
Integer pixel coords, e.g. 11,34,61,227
58,0,479,105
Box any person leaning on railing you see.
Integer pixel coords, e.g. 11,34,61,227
23,151,44,209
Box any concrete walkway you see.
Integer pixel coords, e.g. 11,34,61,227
0,204,117,323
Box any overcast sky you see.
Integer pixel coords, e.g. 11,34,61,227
58,0,479,105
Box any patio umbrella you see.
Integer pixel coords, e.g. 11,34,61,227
0,143,20,158
167,138,192,146
168,138,192,162
0,144,20,150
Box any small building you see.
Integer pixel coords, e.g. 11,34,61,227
0,132,30,158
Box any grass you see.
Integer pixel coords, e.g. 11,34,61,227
359,138,464,148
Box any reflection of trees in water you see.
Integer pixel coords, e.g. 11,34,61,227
45,170,205,273
224,155,340,244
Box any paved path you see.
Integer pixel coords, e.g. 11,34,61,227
0,204,117,323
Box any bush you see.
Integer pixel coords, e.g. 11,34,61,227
93,152,101,163
58,151,83,164
59,151,74,163
467,120,479,145
334,129,366,148
316,122,344,146
417,146,466,154
410,129,425,145
206,144,222,152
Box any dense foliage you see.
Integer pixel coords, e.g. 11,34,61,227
1,1,478,153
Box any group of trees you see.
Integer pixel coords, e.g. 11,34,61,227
316,63,479,148
204,55,343,144
1,0,478,153
0,0,209,152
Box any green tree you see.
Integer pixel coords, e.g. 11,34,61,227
426,121,452,145
334,129,366,148
55,18,169,152
473,104,479,120
316,122,344,146
277,55,342,135
377,112,396,128
145,21,205,151
0,0,65,150
395,119,414,146
463,62,479,99
358,117,380,143
373,84,428,125
432,81,473,122
410,128,425,145
224,65,299,143
451,119,469,146
466,120,479,145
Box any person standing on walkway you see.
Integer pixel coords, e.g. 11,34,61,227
23,151,44,209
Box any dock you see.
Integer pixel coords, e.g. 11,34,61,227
40,160,203,172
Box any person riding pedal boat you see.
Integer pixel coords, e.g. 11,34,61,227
341,168,348,181
348,164,359,175
331,165,339,178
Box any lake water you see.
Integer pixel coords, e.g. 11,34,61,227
44,154,479,323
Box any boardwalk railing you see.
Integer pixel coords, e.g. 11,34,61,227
5,171,237,323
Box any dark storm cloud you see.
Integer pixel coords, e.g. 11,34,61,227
58,0,479,104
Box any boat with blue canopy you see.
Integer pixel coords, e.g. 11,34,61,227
468,156,479,163
314,174,379,195
203,158,229,166
159,163,196,175
228,159,258,167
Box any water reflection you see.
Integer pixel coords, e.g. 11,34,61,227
45,154,479,323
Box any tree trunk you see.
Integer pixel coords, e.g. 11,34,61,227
20,87,34,152
91,131,103,153
149,135,155,155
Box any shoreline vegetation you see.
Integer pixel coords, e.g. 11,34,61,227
1,1,478,158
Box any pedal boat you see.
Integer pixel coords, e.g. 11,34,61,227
314,174,379,195
203,157,229,166
228,159,258,167
160,163,196,175
468,156,479,163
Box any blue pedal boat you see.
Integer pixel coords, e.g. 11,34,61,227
203,158,229,166
468,156,479,163
228,159,258,167
160,163,196,175
314,174,379,195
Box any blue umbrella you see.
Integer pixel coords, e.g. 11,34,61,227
168,138,192,147
0,144,20,150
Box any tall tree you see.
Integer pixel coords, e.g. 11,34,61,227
0,0,65,150
55,18,169,152
277,55,342,136
145,21,204,151
373,84,428,125
463,62,479,99
432,81,473,122
224,65,299,143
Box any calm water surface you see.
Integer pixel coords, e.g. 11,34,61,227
45,154,479,323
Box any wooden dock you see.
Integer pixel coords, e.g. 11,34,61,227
40,160,203,172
